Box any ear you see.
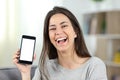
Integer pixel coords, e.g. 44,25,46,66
74,34,77,38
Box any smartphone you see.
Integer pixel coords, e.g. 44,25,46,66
19,35,36,64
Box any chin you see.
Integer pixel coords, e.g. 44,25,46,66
57,47,67,52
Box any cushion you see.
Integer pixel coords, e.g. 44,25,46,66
0,66,36,80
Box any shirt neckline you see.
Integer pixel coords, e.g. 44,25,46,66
54,57,93,72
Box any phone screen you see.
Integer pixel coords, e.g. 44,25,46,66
19,35,36,64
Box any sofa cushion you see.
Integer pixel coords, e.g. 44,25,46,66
0,66,36,80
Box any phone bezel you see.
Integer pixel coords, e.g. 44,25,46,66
19,35,36,64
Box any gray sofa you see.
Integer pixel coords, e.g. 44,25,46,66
0,66,36,80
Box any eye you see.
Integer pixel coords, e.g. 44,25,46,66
61,25,68,28
49,27,56,31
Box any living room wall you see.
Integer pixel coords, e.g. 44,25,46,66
0,0,63,67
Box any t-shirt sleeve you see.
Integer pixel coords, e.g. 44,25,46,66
87,57,108,80
32,67,41,80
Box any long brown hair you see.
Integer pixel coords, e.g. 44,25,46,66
39,6,91,80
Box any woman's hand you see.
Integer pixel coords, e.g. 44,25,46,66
13,49,36,80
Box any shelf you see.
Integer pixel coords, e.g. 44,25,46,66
106,35,120,39
84,34,120,39
105,61,120,67
81,0,120,14
82,3,120,80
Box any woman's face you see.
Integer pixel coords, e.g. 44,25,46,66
48,13,77,52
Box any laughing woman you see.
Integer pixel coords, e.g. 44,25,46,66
13,6,108,80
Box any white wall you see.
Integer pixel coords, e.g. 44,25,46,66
0,0,63,67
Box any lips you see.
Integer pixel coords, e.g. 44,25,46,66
55,37,67,44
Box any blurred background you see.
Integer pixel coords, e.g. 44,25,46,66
0,0,120,80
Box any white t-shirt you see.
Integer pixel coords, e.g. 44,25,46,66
32,57,108,80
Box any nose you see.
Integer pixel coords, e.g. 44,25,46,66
55,27,63,35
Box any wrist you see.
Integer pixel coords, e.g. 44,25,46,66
21,71,31,80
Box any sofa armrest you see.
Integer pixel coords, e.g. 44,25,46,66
0,66,36,80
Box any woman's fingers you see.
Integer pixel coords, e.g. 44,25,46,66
16,49,20,55
33,53,36,60
13,53,19,60
13,58,18,63
13,50,20,64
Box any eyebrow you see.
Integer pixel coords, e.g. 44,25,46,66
49,24,55,27
49,21,68,27
60,21,68,25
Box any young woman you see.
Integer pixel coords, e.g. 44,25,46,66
13,6,108,80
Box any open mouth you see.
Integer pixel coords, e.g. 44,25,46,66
56,37,67,44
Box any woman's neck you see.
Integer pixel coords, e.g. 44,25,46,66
57,50,87,69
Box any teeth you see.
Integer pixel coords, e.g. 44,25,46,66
56,37,66,42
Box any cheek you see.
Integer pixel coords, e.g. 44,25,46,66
68,29,76,38
49,32,55,42
67,26,76,36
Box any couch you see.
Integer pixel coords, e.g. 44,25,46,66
0,66,36,80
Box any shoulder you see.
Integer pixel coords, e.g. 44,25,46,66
89,56,105,66
87,56,107,73
86,57,108,79
86,56,107,71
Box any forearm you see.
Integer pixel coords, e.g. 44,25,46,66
21,72,31,80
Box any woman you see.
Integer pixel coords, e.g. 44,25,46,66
13,6,108,80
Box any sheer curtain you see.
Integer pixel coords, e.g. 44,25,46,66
0,0,63,67
0,0,18,67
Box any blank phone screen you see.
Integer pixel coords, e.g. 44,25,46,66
20,38,35,62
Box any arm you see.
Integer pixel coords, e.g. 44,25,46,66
21,71,31,80
13,50,32,80
88,57,108,80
